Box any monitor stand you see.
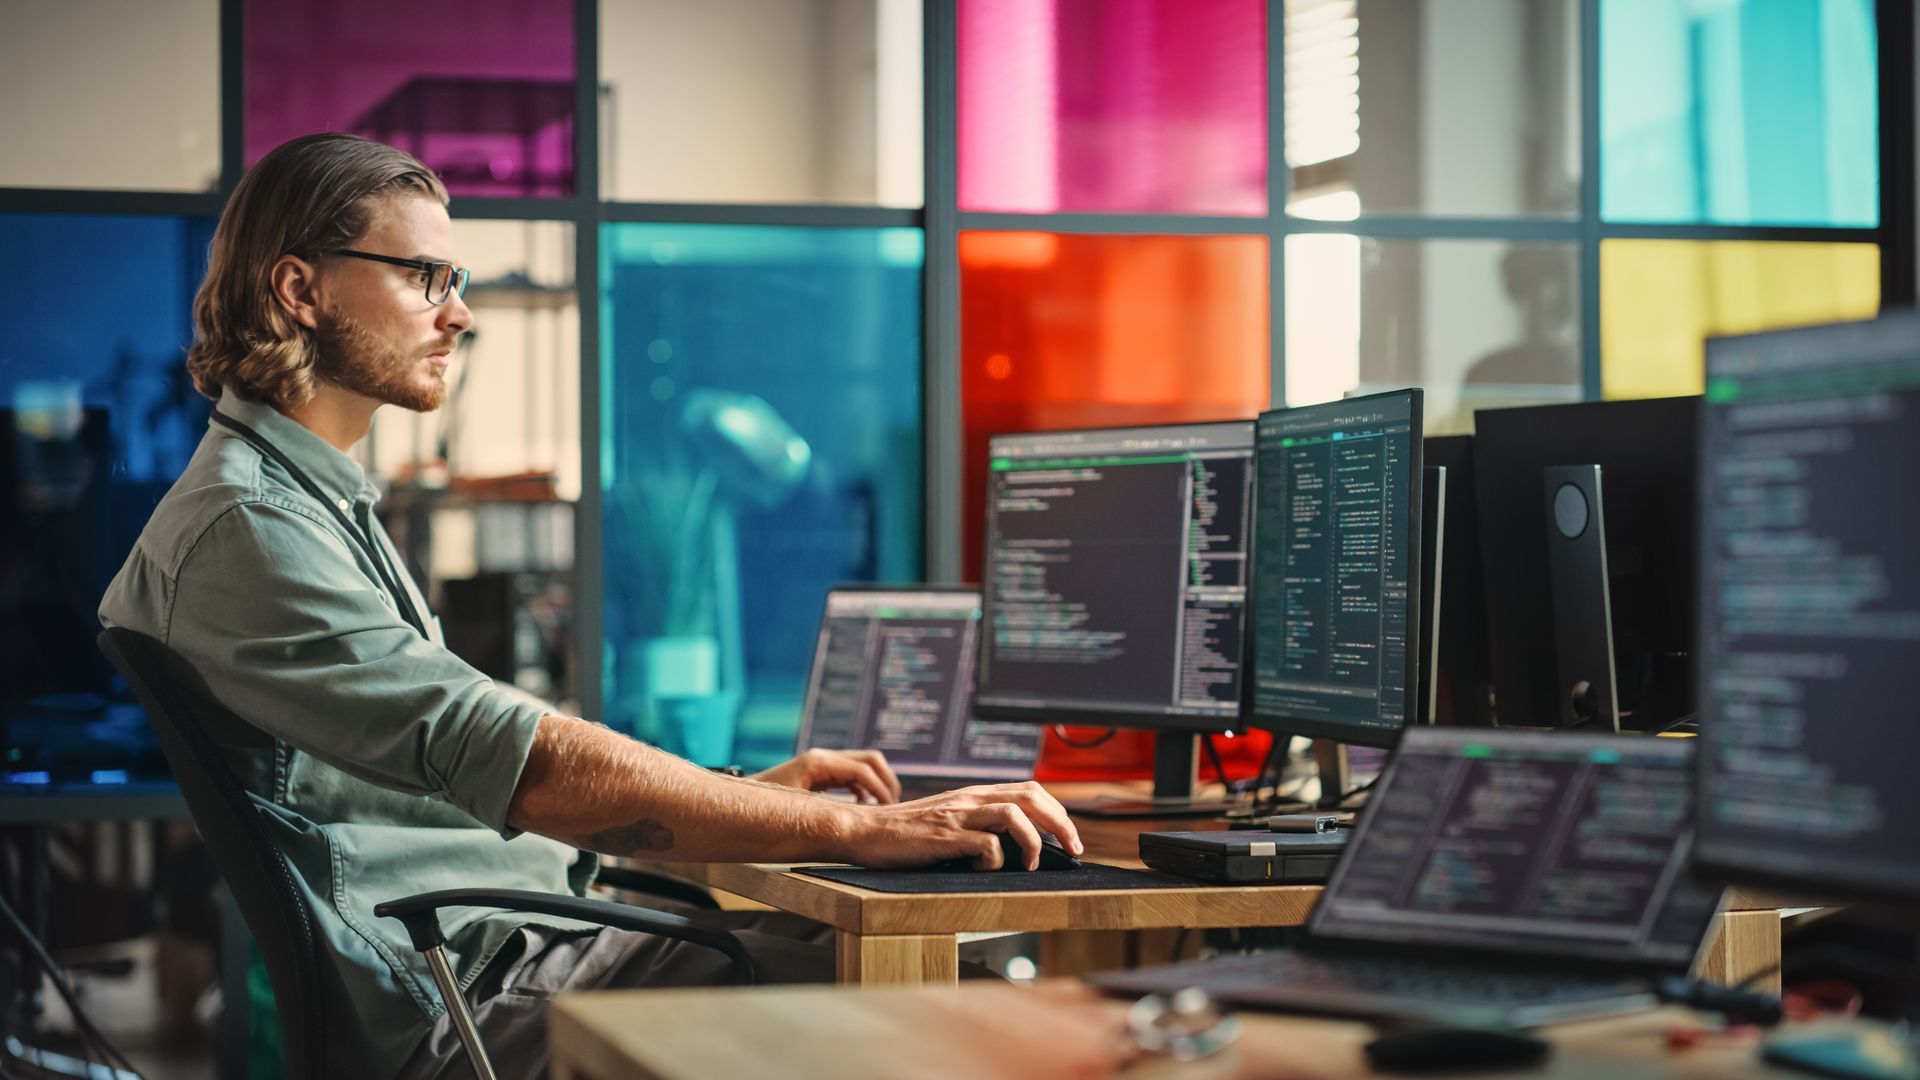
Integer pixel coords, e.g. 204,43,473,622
1061,733,1246,819
1544,464,1622,732
1312,740,1353,810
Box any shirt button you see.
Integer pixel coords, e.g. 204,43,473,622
336,498,350,511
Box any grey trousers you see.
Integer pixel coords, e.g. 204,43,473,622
393,905,839,1080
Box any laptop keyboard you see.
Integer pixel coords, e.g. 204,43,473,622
1182,949,1649,1006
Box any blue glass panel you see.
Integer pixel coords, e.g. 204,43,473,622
0,214,216,783
600,224,925,768
1601,0,1877,226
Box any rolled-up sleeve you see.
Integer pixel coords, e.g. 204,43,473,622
167,499,546,834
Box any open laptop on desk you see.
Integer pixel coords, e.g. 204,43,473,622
1090,727,1725,1028
797,587,1041,799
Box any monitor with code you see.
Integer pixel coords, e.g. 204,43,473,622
797,587,1039,783
1247,389,1423,747
973,421,1255,732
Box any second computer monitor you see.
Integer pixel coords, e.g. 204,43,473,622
1247,389,1424,748
1474,396,1698,731
974,421,1254,731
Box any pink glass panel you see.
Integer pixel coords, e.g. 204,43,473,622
244,0,575,197
958,0,1269,215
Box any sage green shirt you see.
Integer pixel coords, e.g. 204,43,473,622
99,390,596,1075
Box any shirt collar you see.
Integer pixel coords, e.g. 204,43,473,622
215,388,379,506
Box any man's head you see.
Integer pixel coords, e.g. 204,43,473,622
188,133,472,414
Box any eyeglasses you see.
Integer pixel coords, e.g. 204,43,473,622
330,249,471,306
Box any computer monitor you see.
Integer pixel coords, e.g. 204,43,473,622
1316,727,1721,964
1474,397,1698,731
795,586,1040,786
1694,312,1920,905
2,407,170,785
1424,435,1495,727
1245,389,1425,773
974,420,1255,801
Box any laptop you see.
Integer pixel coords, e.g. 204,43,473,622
796,586,1041,799
1090,727,1726,1028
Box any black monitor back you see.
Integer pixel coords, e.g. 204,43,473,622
2,407,172,780
1423,435,1494,726
1473,398,1698,729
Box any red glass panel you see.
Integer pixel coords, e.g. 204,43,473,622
961,231,1272,779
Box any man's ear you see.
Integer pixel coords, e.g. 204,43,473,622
269,254,323,330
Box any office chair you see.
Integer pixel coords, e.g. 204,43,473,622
99,628,753,1080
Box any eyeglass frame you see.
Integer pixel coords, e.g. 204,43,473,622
327,249,472,306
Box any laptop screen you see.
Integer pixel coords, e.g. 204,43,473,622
797,588,1041,782
1312,728,1723,967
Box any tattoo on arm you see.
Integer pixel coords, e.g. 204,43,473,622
582,819,676,854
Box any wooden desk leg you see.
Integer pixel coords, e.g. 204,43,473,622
835,931,959,986
1699,909,1783,993
1038,930,1132,978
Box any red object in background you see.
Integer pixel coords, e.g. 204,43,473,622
1038,726,1277,784
960,231,1272,781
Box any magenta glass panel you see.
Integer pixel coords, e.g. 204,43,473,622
244,0,575,197
958,0,1269,215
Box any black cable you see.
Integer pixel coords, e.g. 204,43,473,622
1335,777,1377,807
1655,712,1700,735
1254,738,1285,793
0,891,143,1080
1201,736,1231,792
1050,725,1117,749
1654,974,1784,1026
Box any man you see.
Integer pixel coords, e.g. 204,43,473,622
99,133,1080,1078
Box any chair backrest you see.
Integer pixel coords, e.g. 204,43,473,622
97,628,329,1080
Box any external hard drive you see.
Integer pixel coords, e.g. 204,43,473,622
1139,830,1348,884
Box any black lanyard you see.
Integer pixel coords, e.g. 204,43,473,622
210,411,428,638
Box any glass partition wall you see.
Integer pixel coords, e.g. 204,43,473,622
0,0,1908,777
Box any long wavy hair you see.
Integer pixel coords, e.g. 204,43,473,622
186,133,448,409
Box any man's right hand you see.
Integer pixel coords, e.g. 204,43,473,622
838,781,1084,871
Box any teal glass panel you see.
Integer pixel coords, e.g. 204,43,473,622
1601,0,1877,226
600,225,925,768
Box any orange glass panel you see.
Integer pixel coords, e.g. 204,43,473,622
960,230,1272,779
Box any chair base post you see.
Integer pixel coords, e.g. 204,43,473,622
423,945,499,1080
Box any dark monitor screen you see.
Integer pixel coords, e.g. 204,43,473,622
1474,397,1698,729
796,587,1039,782
1247,389,1423,747
1314,727,1724,968
1424,435,1495,727
2,406,173,784
1695,312,1920,904
974,421,1254,731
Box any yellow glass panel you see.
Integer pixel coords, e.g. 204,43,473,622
1601,240,1879,400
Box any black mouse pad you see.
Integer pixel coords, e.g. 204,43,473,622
794,861,1203,893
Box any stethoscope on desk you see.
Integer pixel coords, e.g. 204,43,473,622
210,410,429,639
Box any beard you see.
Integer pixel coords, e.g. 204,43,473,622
313,307,450,412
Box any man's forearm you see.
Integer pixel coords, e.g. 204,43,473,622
506,715,859,862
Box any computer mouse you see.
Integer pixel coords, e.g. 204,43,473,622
1024,830,1082,871
927,830,1081,872
1362,1026,1550,1073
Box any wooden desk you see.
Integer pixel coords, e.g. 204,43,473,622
635,786,1792,990
551,980,1799,1079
